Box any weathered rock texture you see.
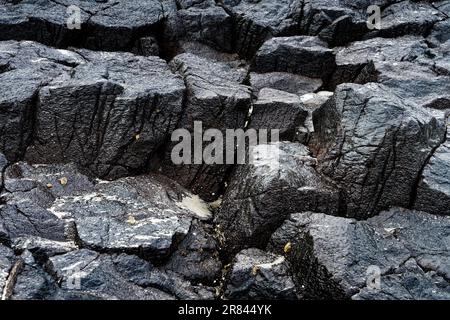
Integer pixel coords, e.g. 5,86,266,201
0,0,449,301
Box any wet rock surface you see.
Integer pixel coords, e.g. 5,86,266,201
269,209,450,300
215,142,340,255
0,0,450,300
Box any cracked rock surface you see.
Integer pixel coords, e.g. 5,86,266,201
0,0,450,300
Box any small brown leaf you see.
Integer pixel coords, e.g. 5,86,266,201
59,177,68,186
46,183,53,189
127,216,137,225
251,265,260,276
284,242,292,254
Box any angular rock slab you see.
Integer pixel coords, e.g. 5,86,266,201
164,221,222,284
0,41,84,162
269,209,450,300
252,36,336,79
249,88,308,141
0,244,16,296
0,162,94,245
415,117,450,215
25,48,185,179
6,250,57,300
225,248,298,300
221,0,303,58
47,249,216,300
49,174,212,260
330,36,430,88
215,142,340,255
249,72,322,97
359,61,450,110
312,83,447,218
0,0,166,52
377,1,445,38
161,53,251,201
165,0,233,52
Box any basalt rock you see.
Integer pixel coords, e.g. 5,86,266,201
0,41,84,162
215,142,340,255
25,48,185,179
166,0,234,53
312,82,447,219
0,40,186,179
376,1,445,39
268,209,450,300
160,52,251,201
47,249,215,300
0,0,166,52
414,117,450,216
221,0,303,59
249,88,308,141
48,174,212,262
163,221,222,284
249,72,323,97
224,248,298,300
252,36,336,79
330,36,430,88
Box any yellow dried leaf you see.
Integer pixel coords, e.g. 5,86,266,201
251,265,260,276
59,177,68,186
46,183,53,189
135,134,140,140
284,242,292,254
127,216,137,225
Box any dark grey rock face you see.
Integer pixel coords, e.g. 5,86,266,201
0,41,84,162
0,41,185,178
0,0,166,52
312,83,447,219
269,209,450,300
26,49,185,179
249,88,308,141
221,0,304,59
250,72,323,97
330,36,430,88
215,142,340,255
224,248,298,300
377,1,445,38
164,221,222,284
0,160,218,299
47,249,215,300
168,0,234,53
48,174,212,261
252,36,336,79
1,0,450,301
415,118,450,216
160,52,251,201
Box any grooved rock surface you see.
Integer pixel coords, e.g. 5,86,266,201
0,0,166,52
160,52,251,201
215,142,340,255
415,119,450,216
252,36,336,79
269,209,450,300
1,0,450,301
312,83,447,219
249,88,308,141
225,248,298,300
